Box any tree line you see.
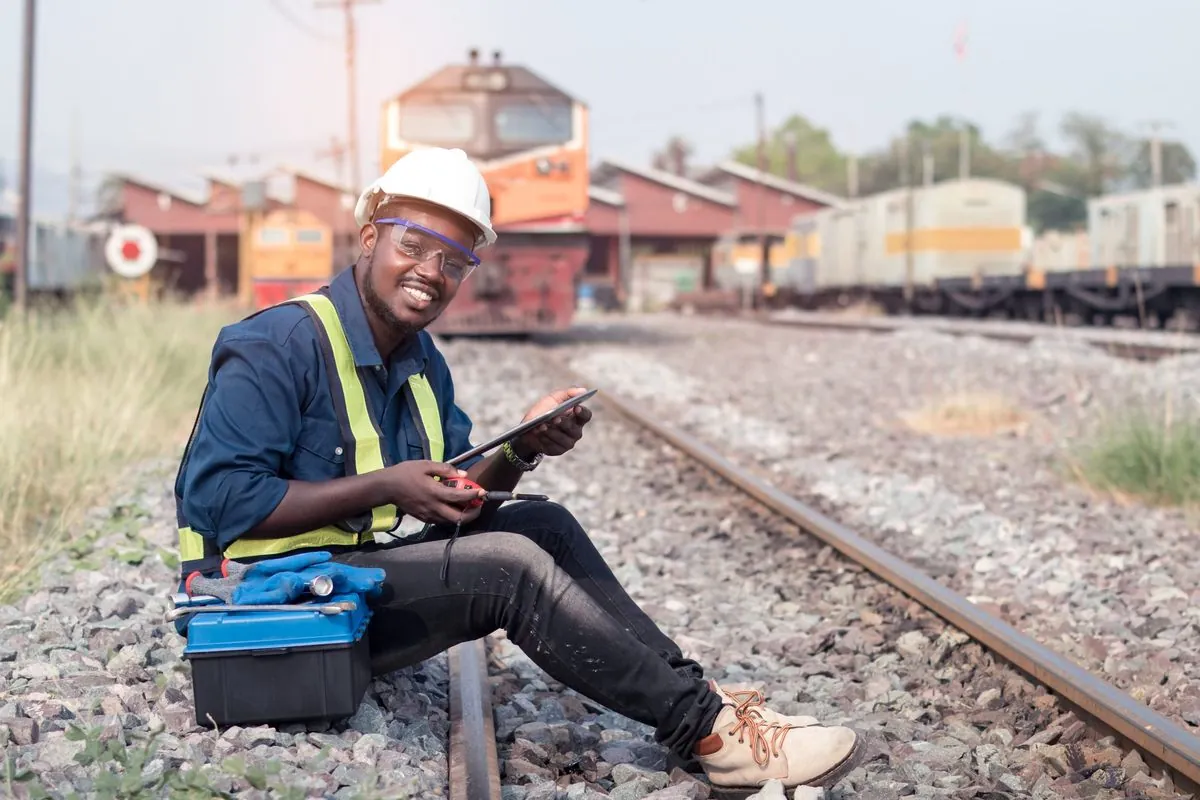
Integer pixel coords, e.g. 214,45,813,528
651,112,1197,233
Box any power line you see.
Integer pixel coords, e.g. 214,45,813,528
268,0,337,43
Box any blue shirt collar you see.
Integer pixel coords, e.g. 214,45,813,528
329,265,426,371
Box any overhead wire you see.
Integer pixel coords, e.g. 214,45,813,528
267,0,338,44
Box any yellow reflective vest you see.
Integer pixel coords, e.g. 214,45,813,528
174,290,444,580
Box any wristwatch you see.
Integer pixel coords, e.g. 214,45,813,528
502,440,543,472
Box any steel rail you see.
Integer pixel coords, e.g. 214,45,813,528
763,313,1200,363
583,382,1200,795
447,639,501,800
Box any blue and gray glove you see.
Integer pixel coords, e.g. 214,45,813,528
187,551,386,605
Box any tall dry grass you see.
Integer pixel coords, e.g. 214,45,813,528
1069,386,1200,509
0,294,239,603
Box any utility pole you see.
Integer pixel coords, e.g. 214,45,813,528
783,129,798,182
902,135,915,307
68,109,81,223
1144,120,1173,188
316,0,379,192
959,124,970,180
754,91,768,293
13,0,36,311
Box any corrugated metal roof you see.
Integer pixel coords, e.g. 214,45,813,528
587,185,625,207
596,159,738,207
706,161,847,208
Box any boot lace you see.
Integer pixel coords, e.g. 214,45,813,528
724,689,796,768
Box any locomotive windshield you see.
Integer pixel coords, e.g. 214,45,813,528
392,91,573,158
493,100,573,146
393,103,475,146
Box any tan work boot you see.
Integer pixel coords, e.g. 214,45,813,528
670,682,820,775
711,682,819,728
694,682,865,798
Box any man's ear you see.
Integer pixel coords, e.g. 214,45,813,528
359,223,378,256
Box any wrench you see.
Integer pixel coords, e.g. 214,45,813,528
166,600,356,622
170,592,221,608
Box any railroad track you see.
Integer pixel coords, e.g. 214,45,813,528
445,375,1200,798
762,311,1200,363
448,638,502,800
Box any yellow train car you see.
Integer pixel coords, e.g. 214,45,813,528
244,208,335,310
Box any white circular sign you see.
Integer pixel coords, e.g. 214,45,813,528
104,224,159,278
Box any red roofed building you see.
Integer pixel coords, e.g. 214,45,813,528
583,160,738,309
96,173,242,298
695,160,845,236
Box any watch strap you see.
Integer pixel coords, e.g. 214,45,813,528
502,440,542,471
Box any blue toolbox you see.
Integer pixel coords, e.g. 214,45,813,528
181,593,374,727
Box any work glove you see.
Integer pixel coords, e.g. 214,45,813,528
186,551,384,605
232,562,387,605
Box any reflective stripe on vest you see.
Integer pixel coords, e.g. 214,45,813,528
176,290,444,573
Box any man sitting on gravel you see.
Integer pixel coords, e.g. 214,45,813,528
173,146,865,796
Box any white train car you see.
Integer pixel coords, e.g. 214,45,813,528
774,178,1027,312
1088,183,1200,269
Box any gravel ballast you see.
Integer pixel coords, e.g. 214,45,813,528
562,313,1200,740
0,327,1191,799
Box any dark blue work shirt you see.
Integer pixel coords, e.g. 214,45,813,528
177,265,482,552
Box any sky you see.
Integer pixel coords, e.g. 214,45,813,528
1,0,1197,219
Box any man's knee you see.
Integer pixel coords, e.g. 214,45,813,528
505,500,585,537
485,531,557,575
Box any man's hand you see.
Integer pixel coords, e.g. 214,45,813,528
379,461,486,525
513,387,593,459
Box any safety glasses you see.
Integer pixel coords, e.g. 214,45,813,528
373,217,481,283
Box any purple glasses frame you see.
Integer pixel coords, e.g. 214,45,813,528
373,216,481,270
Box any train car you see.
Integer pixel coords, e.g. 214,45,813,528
775,178,1028,313
244,208,335,310
712,174,1200,329
1011,183,1200,327
378,50,590,335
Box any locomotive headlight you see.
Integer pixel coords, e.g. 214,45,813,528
536,158,552,175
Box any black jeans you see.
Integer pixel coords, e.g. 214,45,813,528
334,501,724,760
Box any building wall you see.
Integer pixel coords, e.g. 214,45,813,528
598,172,735,238
584,201,623,237
120,182,238,235
206,180,242,215
706,174,826,235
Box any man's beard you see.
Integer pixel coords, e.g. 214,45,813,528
361,251,438,338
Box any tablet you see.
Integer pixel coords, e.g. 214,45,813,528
448,388,598,466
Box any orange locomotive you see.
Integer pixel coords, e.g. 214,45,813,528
378,49,591,335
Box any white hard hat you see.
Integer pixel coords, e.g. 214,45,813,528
354,147,496,249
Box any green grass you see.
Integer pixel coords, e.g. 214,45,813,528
0,293,240,604
1072,404,1200,508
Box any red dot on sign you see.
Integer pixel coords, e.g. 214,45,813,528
121,240,141,260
